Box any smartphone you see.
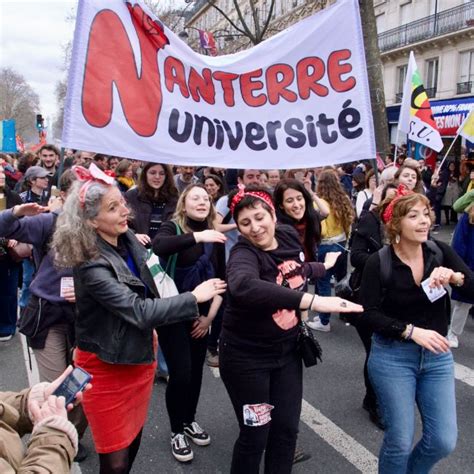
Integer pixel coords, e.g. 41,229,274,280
53,367,91,405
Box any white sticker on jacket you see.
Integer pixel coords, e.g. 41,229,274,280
243,403,274,427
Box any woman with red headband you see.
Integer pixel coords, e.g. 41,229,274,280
51,165,226,473
360,190,473,473
220,185,362,474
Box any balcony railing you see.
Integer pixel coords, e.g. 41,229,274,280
378,3,474,53
457,81,473,94
395,92,403,103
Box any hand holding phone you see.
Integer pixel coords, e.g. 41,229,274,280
53,367,92,406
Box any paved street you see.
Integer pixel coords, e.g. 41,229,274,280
1,224,473,473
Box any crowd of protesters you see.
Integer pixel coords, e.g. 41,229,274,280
0,144,474,473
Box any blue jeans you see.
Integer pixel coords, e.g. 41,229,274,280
368,334,457,474
19,259,34,309
316,241,346,325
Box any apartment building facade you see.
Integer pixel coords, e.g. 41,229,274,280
375,0,474,148
179,0,474,151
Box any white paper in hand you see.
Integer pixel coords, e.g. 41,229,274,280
60,277,74,297
421,278,447,303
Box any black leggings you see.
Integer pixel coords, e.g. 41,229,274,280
98,429,142,474
220,337,302,474
158,321,208,433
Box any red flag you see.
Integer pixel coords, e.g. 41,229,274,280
198,29,217,56
375,153,385,171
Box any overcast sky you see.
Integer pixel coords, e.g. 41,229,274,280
1,0,187,132
1,0,77,125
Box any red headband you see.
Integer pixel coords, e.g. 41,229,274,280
73,164,116,207
229,184,275,216
382,184,414,224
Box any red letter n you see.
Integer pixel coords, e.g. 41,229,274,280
82,5,168,137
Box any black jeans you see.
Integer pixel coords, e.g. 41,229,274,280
208,302,224,353
220,336,302,474
158,321,208,434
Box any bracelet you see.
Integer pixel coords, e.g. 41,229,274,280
403,324,414,340
307,294,316,311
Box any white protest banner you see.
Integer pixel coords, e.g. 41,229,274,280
62,0,375,168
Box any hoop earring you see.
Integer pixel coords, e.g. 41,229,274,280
395,234,400,244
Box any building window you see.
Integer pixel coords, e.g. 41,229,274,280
425,58,438,97
396,64,408,101
375,13,385,33
459,50,474,83
400,1,412,25
458,50,474,94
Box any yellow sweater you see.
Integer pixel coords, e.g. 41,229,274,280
319,198,346,240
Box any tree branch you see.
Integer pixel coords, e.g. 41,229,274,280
232,0,257,44
259,0,276,42
205,1,249,39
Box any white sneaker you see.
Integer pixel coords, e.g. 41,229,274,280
307,320,331,332
447,332,459,349
171,433,193,462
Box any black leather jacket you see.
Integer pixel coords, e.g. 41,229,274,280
73,230,198,364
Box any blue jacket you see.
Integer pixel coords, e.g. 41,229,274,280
451,212,474,304
0,209,70,304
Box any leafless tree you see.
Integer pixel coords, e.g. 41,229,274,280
204,0,277,45
0,67,40,143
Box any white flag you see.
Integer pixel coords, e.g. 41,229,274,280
398,52,443,152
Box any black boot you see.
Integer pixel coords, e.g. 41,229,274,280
363,398,385,430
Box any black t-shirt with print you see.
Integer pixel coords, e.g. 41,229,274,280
223,224,323,347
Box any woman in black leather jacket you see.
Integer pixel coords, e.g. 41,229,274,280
51,166,225,474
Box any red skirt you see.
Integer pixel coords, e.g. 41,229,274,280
75,343,157,453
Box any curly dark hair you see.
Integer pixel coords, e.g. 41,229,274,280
273,179,321,247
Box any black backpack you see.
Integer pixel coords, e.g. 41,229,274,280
378,240,442,287
377,240,451,322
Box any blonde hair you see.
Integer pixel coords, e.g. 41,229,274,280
383,193,432,244
468,204,474,225
316,169,354,236
172,183,216,233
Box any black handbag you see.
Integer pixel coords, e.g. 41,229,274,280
297,320,322,367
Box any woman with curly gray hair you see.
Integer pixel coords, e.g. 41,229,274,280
51,165,226,474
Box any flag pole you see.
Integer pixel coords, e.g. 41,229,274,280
436,135,458,173
436,109,474,173
393,129,400,160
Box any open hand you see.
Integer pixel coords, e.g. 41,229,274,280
191,278,226,303
13,203,48,218
135,233,151,246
